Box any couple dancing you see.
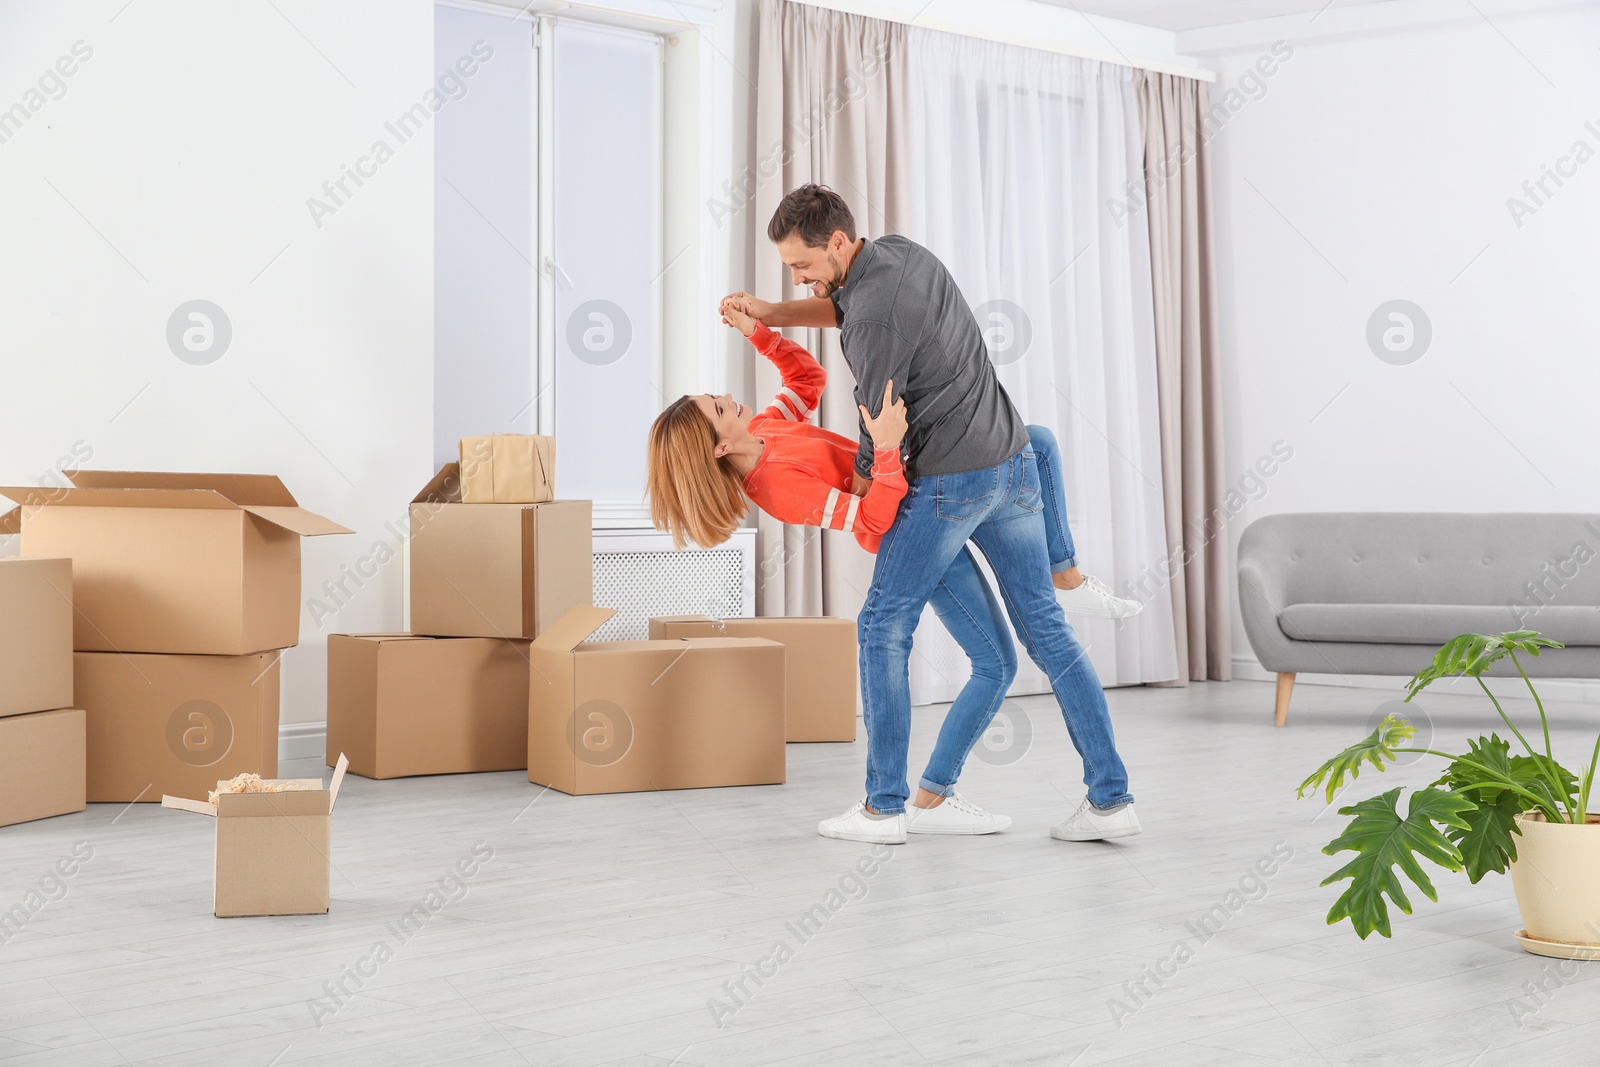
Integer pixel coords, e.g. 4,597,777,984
647,184,1141,845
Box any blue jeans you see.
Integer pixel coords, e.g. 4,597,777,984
861,447,1133,815
1027,425,1077,575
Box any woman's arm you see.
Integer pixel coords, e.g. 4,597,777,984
723,303,826,424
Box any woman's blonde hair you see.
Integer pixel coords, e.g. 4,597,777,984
647,396,750,549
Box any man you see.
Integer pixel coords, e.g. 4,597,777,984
725,184,1140,845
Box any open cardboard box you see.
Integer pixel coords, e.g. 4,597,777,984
0,557,73,718
529,606,786,795
649,615,858,742
162,754,349,917
408,463,591,639
0,471,351,655
327,633,531,779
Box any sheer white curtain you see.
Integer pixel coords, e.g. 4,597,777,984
903,28,1179,696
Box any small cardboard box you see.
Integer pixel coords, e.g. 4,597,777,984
409,464,592,639
0,471,351,655
75,650,281,803
0,557,73,718
649,616,858,742
0,708,87,828
327,634,531,779
162,755,348,917
528,605,786,795
459,434,556,503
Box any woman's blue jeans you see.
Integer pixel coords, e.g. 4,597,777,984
870,429,1132,814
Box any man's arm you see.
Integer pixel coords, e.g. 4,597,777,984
722,292,838,330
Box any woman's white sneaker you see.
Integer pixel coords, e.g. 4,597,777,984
906,792,1012,836
818,799,907,844
1056,574,1143,620
1051,798,1142,841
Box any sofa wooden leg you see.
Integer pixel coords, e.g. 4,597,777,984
1274,672,1296,727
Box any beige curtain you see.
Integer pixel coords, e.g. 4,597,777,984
751,0,910,619
1136,71,1232,682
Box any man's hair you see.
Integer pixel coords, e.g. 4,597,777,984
767,184,857,248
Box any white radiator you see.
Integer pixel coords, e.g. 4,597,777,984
590,528,755,641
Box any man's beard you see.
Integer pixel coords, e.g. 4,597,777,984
814,254,846,296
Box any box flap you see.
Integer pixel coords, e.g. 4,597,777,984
239,505,353,536
0,486,239,511
66,470,299,506
161,794,219,817
0,506,18,536
328,752,349,811
413,464,463,505
532,605,618,652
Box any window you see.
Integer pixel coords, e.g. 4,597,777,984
434,5,664,524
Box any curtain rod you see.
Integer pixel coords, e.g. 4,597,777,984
791,0,1217,82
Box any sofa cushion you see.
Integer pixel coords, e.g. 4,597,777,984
1278,603,1600,647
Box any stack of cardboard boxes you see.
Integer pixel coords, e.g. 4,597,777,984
0,558,85,828
327,440,593,780
0,472,351,803
327,435,847,795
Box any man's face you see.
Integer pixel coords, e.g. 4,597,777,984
777,231,850,298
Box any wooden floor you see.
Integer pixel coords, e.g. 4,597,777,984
2,679,1598,1066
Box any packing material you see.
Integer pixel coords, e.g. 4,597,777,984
459,434,556,503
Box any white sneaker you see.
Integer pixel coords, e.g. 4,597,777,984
818,799,907,844
1051,798,1142,841
1056,574,1143,620
906,792,1013,836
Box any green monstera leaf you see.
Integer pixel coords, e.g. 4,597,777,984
1405,631,1563,700
1428,735,1579,878
1321,787,1474,939
1299,715,1416,803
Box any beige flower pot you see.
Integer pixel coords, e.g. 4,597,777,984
1509,812,1600,959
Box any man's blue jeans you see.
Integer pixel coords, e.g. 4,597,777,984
860,446,1134,815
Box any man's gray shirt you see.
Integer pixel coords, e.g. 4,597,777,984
831,235,1028,481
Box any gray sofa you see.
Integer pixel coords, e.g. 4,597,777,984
1237,513,1600,724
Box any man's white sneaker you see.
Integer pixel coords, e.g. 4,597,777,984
906,792,1013,836
818,799,907,844
1051,798,1142,841
1056,574,1143,620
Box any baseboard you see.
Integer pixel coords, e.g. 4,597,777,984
279,721,328,764
1230,654,1600,706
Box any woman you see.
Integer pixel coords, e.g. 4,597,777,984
647,304,1137,840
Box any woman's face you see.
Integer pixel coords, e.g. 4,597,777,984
692,393,749,456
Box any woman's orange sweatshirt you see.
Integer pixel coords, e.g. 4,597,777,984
741,323,907,553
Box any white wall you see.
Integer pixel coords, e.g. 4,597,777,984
1199,3,1600,660
0,0,435,727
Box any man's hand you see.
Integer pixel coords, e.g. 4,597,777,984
850,471,872,497
859,380,907,450
721,292,774,323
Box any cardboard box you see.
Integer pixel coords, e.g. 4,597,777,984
162,755,348,917
0,471,351,655
409,464,592,639
649,616,858,742
327,634,531,779
528,605,786,795
0,557,74,718
459,435,556,503
0,709,87,828
75,650,281,803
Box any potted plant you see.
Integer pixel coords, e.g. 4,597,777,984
1299,631,1600,958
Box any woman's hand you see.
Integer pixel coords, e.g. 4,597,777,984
860,380,907,450
721,299,758,337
